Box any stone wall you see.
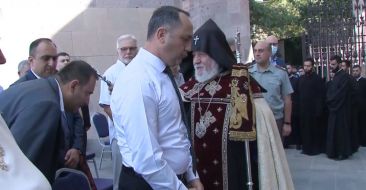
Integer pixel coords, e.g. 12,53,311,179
0,0,251,139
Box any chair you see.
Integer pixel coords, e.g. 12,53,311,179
86,152,99,178
92,112,112,169
94,178,113,190
52,168,91,190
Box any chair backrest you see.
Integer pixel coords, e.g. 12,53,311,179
52,168,91,190
92,112,109,138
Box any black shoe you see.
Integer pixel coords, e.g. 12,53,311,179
296,145,302,150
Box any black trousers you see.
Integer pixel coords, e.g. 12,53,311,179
118,166,153,190
118,165,186,190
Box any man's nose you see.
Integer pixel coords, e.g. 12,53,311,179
185,40,192,52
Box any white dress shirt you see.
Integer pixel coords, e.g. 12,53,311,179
110,48,197,190
99,60,127,142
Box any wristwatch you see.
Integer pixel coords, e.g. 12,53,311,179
284,122,291,125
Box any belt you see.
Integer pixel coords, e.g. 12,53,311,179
122,165,185,181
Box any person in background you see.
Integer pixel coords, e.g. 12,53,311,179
12,38,57,85
352,65,366,146
298,58,326,155
250,41,293,142
341,60,351,74
0,61,98,183
266,35,285,68
326,55,356,160
18,60,30,78
56,52,71,71
9,38,92,186
55,51,95,189
99,34,138,190
298,67,305,76
284,64,301,149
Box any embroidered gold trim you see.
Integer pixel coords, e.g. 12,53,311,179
229,78,249,129
228,66,257,141
231,68,249,77
0,145,8,171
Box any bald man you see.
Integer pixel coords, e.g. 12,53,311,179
266,35,285,68
250,41,293,142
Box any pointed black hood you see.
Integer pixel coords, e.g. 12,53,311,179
192,19,236,71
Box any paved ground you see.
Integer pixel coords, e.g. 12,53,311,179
87,139,366,190
287,147,366,190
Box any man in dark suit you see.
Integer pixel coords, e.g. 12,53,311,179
12,38,58,85
0,60,98,183
11,38,85,169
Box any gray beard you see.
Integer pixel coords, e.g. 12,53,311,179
195,64,220,83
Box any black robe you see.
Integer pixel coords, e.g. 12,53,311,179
326,69,355,159
284,74,301,147
298,72,326,155
356,77,366,146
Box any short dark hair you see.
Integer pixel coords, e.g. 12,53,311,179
57,52,70,58
342,60,351,67
147,6,190,40
353,65,361,69
29,38,56,56
57,60,98,85
329,55,342,64
304,57,315,65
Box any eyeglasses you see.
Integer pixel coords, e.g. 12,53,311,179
119,47,137,52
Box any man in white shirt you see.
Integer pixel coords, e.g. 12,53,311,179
110,6,203,190
99,34,138,190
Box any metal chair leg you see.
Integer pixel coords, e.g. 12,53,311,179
92,158,99,178
99,147,105,169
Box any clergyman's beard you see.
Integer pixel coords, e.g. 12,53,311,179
194,63,220,83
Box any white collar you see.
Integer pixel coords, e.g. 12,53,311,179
30,69,42,79
54,79,64,112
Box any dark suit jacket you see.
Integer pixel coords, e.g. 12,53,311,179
11,69,38,86
0,78,65,182
10,70,85,153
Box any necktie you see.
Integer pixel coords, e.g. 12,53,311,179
164,67,197,174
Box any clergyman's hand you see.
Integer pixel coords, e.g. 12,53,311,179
64,148,80,168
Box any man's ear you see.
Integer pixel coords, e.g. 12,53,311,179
28,56,34,67
156,27,168,44
69,80,79,92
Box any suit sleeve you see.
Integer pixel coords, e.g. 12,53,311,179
10,101,61,183
71,111,86,154
81,105,91,130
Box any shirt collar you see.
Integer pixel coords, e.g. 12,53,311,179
30,69,42,79
139,48,167,73
116,59,127,67
253,63,276,73
357,76,362,81
55,78,65,112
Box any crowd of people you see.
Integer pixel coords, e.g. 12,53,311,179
1,4,364,190
284,55,366,161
